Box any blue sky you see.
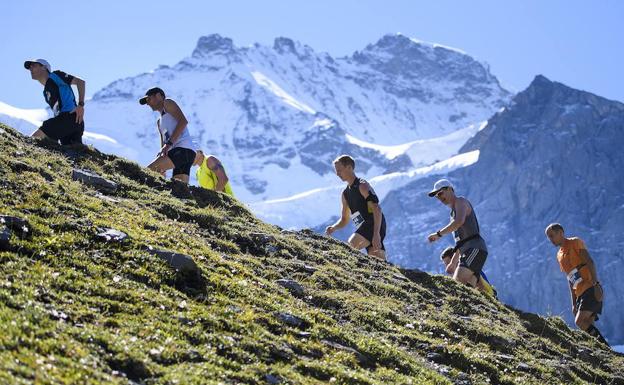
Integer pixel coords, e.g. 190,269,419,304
2,0,622,109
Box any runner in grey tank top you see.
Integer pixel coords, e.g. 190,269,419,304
427,179,489,288
451,200,487,254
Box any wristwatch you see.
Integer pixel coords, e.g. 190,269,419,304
436,230,442,237
166,139,174,146
78,101,85,106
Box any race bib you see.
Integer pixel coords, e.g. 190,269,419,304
567,268,583,289
351,211,365,229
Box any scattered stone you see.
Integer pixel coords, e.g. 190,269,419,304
276,279,304,297
516,362,531,372
275,312,305,328
72,168,118,194
300,264,317,274
95,192,121,203
296,331,312,338
96,228,128,243
496,354,514,362
146,247,199,274
321,339,375,368
426,352,443,363
265,374,282,384
0,215,30,238
392,272,409,282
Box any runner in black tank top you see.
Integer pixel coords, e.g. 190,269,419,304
326,155,387,260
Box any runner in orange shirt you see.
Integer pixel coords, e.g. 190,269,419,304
545,223,608,346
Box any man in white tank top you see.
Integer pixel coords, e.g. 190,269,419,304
139,87,196,184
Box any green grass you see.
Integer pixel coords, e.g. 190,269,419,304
0,123,622,385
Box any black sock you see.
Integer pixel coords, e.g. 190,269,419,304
586,325,609,346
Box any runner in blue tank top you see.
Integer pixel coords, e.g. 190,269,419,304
25,59,86,145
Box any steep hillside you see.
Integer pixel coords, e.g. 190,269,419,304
1,124,622,384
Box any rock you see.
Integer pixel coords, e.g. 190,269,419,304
496,354,514,362
72,168,118,194
392,272,409,282
296,331,312,338
301,264,318,274
426,352,443,363
275,312,305,328
146,247,199,274
321,339,375,368
95,192,121,203
0,215,30,238
275,279,304,297
516,362,531,372
265,374,282,384
0,227,10,250
96,228,128,243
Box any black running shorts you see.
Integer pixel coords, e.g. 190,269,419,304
40,113,84,145
576,285,603,319
459,248,487,276
355,216,386,252
167,147,196,176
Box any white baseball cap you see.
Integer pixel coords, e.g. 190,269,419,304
24,59,51,72
428,178,454,197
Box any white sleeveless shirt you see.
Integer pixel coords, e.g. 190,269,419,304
158,100,194,150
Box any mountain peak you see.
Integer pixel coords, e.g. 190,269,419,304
192,34,235,58
273,37,297,53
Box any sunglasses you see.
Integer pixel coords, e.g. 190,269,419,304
435,187,448,197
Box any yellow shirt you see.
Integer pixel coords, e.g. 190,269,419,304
196,158,234,197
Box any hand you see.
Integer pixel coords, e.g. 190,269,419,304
427,232,441,243
159,143,172,157
371,233,382,251
325,226,335,236
75,105,84,124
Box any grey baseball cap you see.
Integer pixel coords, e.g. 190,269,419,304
428,178,454,197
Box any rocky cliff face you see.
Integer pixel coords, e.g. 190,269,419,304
383,75,624,344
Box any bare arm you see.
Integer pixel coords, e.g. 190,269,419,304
326,194,350,235
428,198,470,242
440,198,469,235
206,156,228,192
71,76,86,123
163,99,189,144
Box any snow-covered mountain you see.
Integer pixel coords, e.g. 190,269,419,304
380,75,624,344
82,33,510,202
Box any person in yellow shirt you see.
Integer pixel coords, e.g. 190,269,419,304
545,223,608,346
440,247,497,299
193,151,234,197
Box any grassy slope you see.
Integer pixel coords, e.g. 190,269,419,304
0,123,622,385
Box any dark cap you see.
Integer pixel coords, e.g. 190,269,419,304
139,87,165,105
